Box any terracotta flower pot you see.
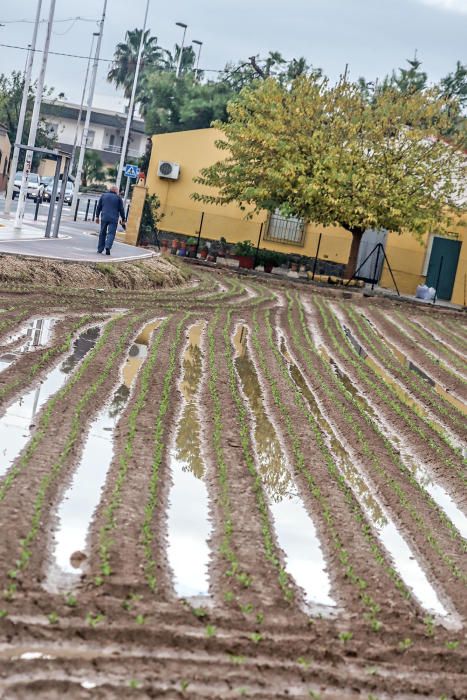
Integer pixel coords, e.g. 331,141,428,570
264,263,274,273
200,249,208,259
238,255,254,269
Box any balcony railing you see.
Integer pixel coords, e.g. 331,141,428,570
101,144,141,158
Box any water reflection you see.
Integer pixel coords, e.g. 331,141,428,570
0,326,100,479
0,317,56,373
233,324,335,608
167,321,211,598
45,319,163,591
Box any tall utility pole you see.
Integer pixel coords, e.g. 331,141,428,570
192,40,203,81
115,0,150,191
175,22,187,79
72,0,107,206
4,0,42,218
69,32,98,178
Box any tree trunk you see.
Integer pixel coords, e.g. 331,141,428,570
344,227,365,280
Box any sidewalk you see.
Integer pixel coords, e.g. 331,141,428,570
0,217,153,264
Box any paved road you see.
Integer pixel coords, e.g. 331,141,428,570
0,198,152,264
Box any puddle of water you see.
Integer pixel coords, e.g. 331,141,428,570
45,320,163,591
0,326,100,480
233,325,335,608
0,317,56,373
278,334,458,623
167,321,211,598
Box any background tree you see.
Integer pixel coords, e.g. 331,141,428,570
81,150,105,187
193,75,465,278
107,29,167,102
0,71,58,166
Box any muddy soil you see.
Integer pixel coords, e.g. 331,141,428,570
0,272,466,699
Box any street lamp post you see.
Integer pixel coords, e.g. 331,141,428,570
175,22,187,78
4,0,43,217
14,0,56,230
116,0,150,192
192,40,203,81
69,32,99,178
72,0,107,208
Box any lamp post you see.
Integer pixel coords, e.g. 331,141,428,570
192,39,203,81
116,0,150,191
69,31,99,178
4,0,42,217
175,22,187,78
14,0,56,230
72,0,107,208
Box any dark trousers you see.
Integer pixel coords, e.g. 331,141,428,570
98,219,118,252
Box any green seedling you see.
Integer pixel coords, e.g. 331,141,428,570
339,631,353,643
205,624,217,638
192,606,208,619
445,640,459,650
129,679,141,689
135,614,145,625
398,638,413,651
180,679,190,692
256,612,264,625
224,591,235,603
229,654,246,665
371,619,382,632
0,609,7,618
250,632,263,644
237,689,247,696
237,572,251,588
65,594,77,608
240,602,253,615
48,612,59,624
308,691,321,699
424,615,435,636
297,657,311,669
86,612,105,628
366,666,378,675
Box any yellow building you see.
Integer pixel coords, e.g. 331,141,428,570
147,128,466,305
0,123,11,193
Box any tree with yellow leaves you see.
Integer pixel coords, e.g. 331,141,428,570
193,75,466,278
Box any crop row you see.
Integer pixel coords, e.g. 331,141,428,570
4,313,146,596
310,297,467,580
255,302,413,626
96,315,172,583
413,315,467,356
224,310,295,603
343,305,466,438
396,312,466,374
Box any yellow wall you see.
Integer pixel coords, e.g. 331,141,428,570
147,128,353,262
147,127,465,303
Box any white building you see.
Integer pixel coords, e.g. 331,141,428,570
40,99,148,172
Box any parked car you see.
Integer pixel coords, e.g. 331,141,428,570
12,171,44,200
43,179,74,206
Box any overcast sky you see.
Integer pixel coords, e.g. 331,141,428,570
0,0,466,111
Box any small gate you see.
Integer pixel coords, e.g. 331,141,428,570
426,237,461,301
356,229,388,281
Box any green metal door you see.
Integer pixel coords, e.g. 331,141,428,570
426,237,461,300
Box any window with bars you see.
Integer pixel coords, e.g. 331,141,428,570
264,210,306,246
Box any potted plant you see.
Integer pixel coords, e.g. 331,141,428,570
234,240,255,269
160,238,169,254
187,237,198,257
200,244,209,260
171,239,180,255
218,236,228,258
258,249,280,273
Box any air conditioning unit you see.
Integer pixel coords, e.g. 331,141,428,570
157,160,180,180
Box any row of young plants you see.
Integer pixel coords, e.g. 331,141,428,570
0,314,94,403
256,305,411,627
0,308,34,343
224,310,295,603
141,314,191,592
310,297,467,578
398,312,466,374
96,315,172,583
206,311,252,591
414,315,467,356
443,317,467,346
344,305,466,437
4,313,146,594
322,301,466,488
378,310,467,388
0,315,123,503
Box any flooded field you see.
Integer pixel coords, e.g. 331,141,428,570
0,272,466,699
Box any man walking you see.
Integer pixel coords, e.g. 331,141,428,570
95,185,126,255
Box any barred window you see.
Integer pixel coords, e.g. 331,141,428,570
265,209,306,246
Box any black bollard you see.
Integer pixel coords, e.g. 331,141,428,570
92,200,97,222
33,198,40,221
74,198,80,222
84,199,90,222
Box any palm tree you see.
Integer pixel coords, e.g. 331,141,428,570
107,28,168,103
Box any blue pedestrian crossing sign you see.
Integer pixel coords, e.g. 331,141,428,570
124,164,140,179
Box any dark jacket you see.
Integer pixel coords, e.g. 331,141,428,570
96,191,125,223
